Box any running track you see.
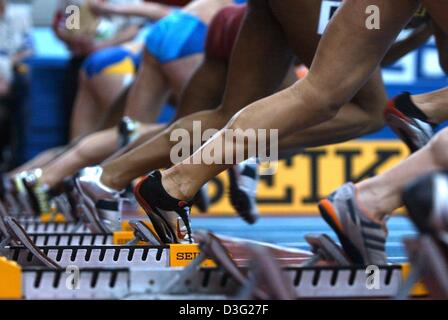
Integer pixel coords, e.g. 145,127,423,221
192,216,416,263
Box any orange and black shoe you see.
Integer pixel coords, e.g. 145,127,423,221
384,92,435,153
134,171,193,244
318,183,388,266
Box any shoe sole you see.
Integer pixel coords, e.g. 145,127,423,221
74,180,109,234
385,109,431,153
318,199,365,265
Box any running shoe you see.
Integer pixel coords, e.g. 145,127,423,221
134,170,193,244
193,183,210,213
403,171,448,237
384,93,434,153
118,116,140,148
318,183,388,265
12,172,38,215
228,159,259,224
22,169,53,216
75,166,122,232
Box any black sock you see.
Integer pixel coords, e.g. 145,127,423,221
394,92,437,128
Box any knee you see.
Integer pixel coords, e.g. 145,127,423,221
214,107,236,123
360,104,386,134
366,116,385,133
429,128,448,165
290,80,342,122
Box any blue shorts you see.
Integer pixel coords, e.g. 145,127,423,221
145,10,208,64
83,46,142,79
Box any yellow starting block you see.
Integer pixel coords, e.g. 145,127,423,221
401,263,428,297
0,257,22,299
0,253,429,299
169,244,216,267
113,231,145,245
40,213,66,223
113,229,216,267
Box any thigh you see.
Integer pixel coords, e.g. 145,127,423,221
90,74,129,111
423,1,448,34
161,53,204,97
173,57,228,120
219,0,295,114
303,0,419,106
269,0,323,67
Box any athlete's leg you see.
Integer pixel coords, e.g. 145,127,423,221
410,86,448,124
10,83,130,180
40,50,194,184
101,0,294,190
171,56,227,120
40,128,119,188
356,127,448,221
8,147,66,177
158,0,419,201
422,1,448,35
28,53,227,188
279,70,386,153
69,72,99,140
70,72,128,140
90,73,130,117
95,85,130,131
161,54,205,105
106,56,229,161
123,50,171,123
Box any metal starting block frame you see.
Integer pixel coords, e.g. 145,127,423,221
0,218,429,300
18,221,91,234
0,234,428,300
6,245,169,269
15,264,407,300
0,217,204,270
25,233,113,246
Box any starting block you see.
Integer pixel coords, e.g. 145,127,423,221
0,198,434,300
0,233,419,300
398,236,448,299
18,220,90,234
0,257,22,299
303,234,352,266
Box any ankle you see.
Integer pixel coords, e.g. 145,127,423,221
355,183,387,223
161,169,195,201
411,95,440,124
100,168,125,191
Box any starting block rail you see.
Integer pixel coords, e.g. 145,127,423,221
6,245,169,269
19,221,91,234
23,267,129,300
17,265,407,300
28,233,113,246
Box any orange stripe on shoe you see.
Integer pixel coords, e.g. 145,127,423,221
384,99,409,121
320,199,344,232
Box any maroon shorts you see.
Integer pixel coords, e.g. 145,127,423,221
205,4,247,62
